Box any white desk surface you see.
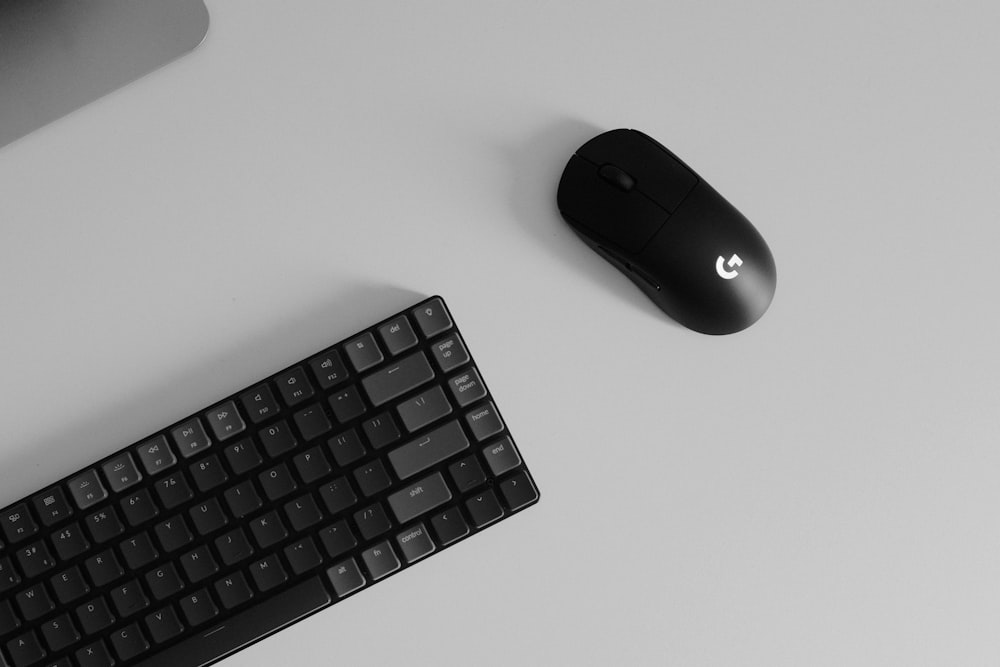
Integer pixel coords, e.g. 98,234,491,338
2,2,999,665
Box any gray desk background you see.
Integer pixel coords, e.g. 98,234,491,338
1,2,998,664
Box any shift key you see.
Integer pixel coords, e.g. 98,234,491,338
388,420,469,480
361,351,434,407
387,472,452,524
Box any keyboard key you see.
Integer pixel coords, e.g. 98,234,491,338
119,489,159,527
430,507,470,546
154,472,193,510
52,523,89,561
395,523,435,564
84,507,124,544
361,541,400,581
215,528,254,567
284,537,322,575
293,403,332,442
109,580,150,617
5,631,46,667
179,546,218,584
75,639,114,667
239,383,280,424
205,400,246,442
135,435,177,476
0,599,20,636
119,533,158,570
258,420,297,458
178,589,218,627
353,503,391,541
328,385,366,423
145,564,184,602
259,464,297,501
293,446,331,484
274,366,315,407
84,549,124,587
190,454,229,493
326,559,365,598
15,540,56,578
466,490,504,528
344,332,383,372
361,350,434,407
214,572,253,610
412,297,452,338
482,436,522,476
465,401,504,441
1,504,38,543
100,452,142,493
249,511,287,549
40,613,79,652
353,460,392,498
318,477,357,516
224,481,262,519
16,583,54,621
308,349,349,389
318,520,356,559
396,385,452,433
429,332,470,372
32,488,73,527
140,579,330,667
448,367,488,407
500,471,539,511
284,494,322,532
249,555,287,592
362,411,401,449
449,454,486,492
66,470,108,511
377,315,418,355
154,516,194,553
189,498,228,536
50,567,89,605
388,420,470,480
0,557,21,593
171,418,211,459
144,606,184,644
327,429,366,467
224,438,263,475
386,472,452,525
75,597,114,635
110,622,149,662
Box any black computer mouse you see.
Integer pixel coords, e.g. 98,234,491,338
556,128,777,335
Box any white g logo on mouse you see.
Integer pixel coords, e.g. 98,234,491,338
715,253,743,280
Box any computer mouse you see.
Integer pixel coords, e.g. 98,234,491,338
556,128,776,335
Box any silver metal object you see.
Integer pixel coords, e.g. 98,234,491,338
0,0,209,150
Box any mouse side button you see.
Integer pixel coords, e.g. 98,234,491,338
557,155,668,254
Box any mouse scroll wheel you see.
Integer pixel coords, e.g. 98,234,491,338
598,164,636,192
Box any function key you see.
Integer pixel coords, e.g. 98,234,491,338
204,400,246,442
274,367,315,407
171,418,212,459
101,453,143,493
412,298,452,338
239,383,280,424
1,504,38,543
430,332,470,373
377,316,418,356
135,436,177,476
32,487,73,527
308,349,349,389
344,332,383,373
67,470,108,510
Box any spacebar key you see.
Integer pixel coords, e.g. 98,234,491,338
142,578,331,667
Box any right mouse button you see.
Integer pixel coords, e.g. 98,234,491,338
557,155,668,253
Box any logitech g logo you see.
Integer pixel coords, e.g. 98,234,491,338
715,253,742,280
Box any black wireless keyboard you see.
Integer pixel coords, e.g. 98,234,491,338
0,297,539,667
